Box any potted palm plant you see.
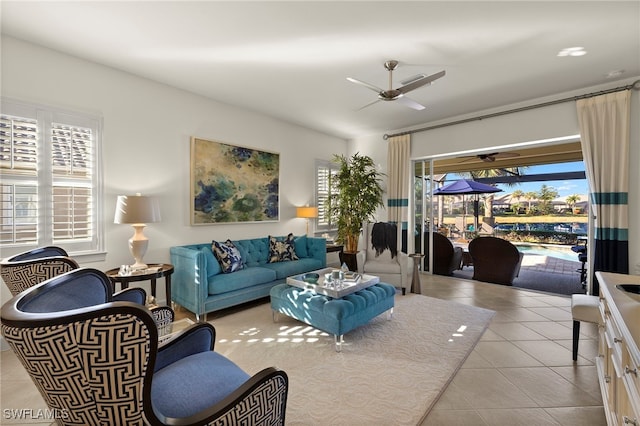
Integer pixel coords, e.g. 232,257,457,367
327,153,384,253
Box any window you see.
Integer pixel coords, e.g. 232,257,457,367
315,159,338,232
0,99,103,256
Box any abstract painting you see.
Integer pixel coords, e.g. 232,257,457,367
190,137,279,224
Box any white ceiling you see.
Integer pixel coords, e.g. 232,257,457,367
2,1,639,140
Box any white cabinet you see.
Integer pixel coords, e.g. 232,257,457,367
596,272,640,425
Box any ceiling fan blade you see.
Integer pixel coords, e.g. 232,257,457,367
356,98,381,111
346,77,383,94
396,96,426,111
397,70,446,94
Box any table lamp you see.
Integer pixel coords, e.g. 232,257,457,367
114,193,161,270
296,206,318,235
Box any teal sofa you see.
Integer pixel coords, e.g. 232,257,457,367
170,236,326,320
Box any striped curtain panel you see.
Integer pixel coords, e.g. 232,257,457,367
577,90,631,295
387,134,411,252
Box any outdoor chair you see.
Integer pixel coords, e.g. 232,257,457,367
423,232,463,276
468,236,524,285
357,222,412,295
1,246,174,327
1,267,289,425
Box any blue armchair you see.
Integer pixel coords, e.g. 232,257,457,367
1,267,289,425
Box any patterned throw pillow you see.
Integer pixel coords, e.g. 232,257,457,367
211,239,243,273
268,233,299,263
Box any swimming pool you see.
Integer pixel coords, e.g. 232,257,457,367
515,244,581,262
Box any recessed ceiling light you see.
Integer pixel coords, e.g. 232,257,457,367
606,69,625,78
557,47,587,57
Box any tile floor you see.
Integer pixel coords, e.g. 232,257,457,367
0,272,606,425
419,273,606,426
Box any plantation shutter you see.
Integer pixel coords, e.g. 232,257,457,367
0,115,39,244
0,99,101,255
316,160,338,231
51,122,94,242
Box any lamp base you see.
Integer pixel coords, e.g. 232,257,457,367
129,262,148,271
129,225,149,271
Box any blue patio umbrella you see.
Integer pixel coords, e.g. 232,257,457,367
433,179,502,232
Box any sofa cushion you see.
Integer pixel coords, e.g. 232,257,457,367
363,258,401,274
262,258,324,279
268,233,298,263
200,246,221,276
212,240,243,273
208,266,277,295
293,235,308,258
234,238,269,267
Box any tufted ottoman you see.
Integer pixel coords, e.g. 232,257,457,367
270,282,396,351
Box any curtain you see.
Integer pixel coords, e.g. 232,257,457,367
387,134,411,252
577,90,631,295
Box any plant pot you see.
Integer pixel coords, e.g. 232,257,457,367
345,234,359,253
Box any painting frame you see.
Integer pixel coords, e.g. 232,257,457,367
190,137,280,225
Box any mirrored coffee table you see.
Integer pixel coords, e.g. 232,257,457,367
286,267,380,298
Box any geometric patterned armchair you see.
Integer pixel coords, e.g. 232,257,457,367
0,246,78,296
1,267,289,425
1,246,174,327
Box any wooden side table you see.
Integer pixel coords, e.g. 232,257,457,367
105,263,174,307
409,253,425,294
326,244,344,255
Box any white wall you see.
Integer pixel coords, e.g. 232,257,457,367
0,37,347,304
350,78,640,275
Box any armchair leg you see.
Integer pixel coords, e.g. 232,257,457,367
334,335,344,352
402,288,406,295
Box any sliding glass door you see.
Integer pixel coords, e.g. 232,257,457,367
413,159,436,273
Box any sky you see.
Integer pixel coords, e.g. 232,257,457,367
449,161,588,198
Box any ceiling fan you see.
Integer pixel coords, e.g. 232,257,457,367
347,60,445,111
461,152,521,163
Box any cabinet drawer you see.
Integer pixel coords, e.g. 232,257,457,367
623,348,640,420
605,314,625,372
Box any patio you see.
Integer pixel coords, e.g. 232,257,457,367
453,252,586,296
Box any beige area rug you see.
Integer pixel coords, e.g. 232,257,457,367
210,294,495,425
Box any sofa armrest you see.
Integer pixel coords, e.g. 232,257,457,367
154,322,216,372
113,287,146,305
356,251,366,274
170,245,209,319
397,252,412,286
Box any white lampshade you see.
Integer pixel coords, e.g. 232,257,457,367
114,194,161,224
114,194,161,270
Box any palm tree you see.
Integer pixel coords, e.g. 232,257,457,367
566,194,581,213
524,191,537,213
511,190,524,214
511,189,524,202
